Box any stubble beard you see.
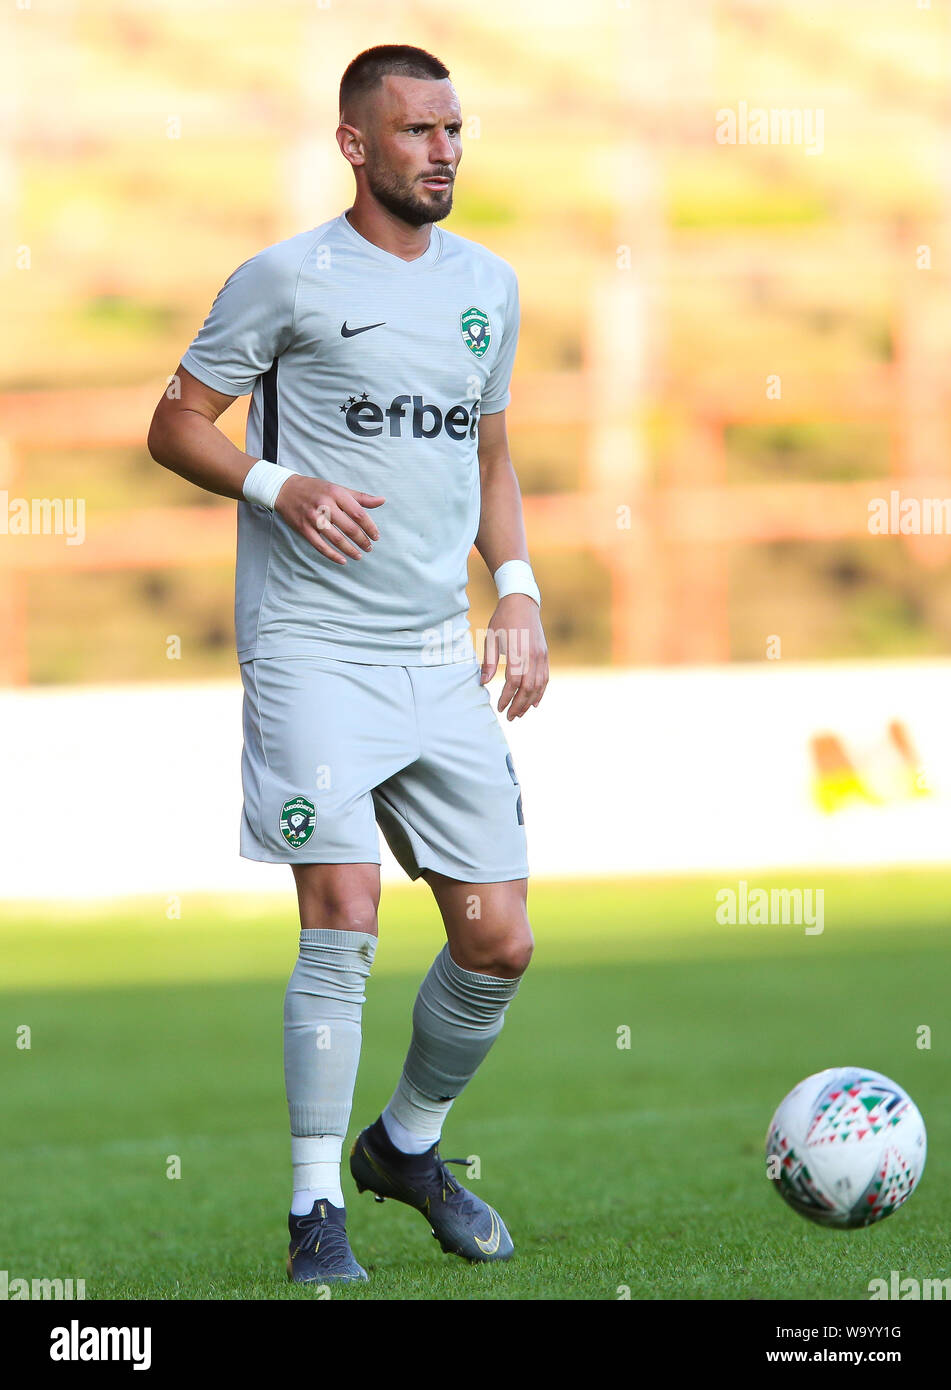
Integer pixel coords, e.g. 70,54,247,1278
365,160,454,228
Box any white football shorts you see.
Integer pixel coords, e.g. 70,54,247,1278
239,653,529,883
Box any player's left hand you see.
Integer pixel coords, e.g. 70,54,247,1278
480,594,549,719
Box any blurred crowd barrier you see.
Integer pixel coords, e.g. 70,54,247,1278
2,659,949,900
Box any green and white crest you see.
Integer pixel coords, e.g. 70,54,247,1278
280,796,316,849
460,306,491,358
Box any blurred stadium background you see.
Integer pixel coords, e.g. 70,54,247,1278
2,0,950,1300
3,0,951,890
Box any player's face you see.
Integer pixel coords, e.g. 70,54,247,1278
362,76,463,227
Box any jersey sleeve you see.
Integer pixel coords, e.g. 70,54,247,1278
181,243,300,397
480,267,520,415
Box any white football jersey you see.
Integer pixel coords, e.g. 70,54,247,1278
182,211,520,665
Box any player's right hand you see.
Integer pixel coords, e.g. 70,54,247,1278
275,476,384,564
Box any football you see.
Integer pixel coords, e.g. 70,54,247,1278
765,1067,927,1228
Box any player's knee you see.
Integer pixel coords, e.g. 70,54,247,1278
503,926,535,977
480,922,534,979
324,894,378,936
296,883,379,936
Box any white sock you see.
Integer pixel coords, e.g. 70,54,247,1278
381,1078,452,1155
291,1134,344,1211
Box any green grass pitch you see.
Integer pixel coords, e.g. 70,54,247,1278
1,870,948,1301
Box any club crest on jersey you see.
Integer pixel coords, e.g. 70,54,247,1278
280,796,316,849
460,306,491,358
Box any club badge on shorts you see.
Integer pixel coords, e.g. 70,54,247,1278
460,306,491,358
280,796,316,849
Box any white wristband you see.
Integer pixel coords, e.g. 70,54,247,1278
242,459,299,511
493,559,541,608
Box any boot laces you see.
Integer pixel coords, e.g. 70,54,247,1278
431,1151,485,1217
295,1206,348,1255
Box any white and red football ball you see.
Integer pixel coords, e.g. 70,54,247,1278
766,1067,926,1228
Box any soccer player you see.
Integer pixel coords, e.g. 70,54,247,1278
148,44,548,1283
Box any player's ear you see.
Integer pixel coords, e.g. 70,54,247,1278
336,122,366,168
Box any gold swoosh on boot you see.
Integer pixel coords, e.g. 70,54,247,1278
474,1209,501,1256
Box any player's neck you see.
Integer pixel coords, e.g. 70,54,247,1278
345,200,433,263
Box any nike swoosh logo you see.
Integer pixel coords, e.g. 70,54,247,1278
341,321,386,338
475,1209,501,1256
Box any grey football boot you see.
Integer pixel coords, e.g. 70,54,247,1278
286,1199,368,1283
350,1116,514,1263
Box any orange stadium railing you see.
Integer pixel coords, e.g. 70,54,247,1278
1,341,950,682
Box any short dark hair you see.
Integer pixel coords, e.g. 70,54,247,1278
340,44,450,121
